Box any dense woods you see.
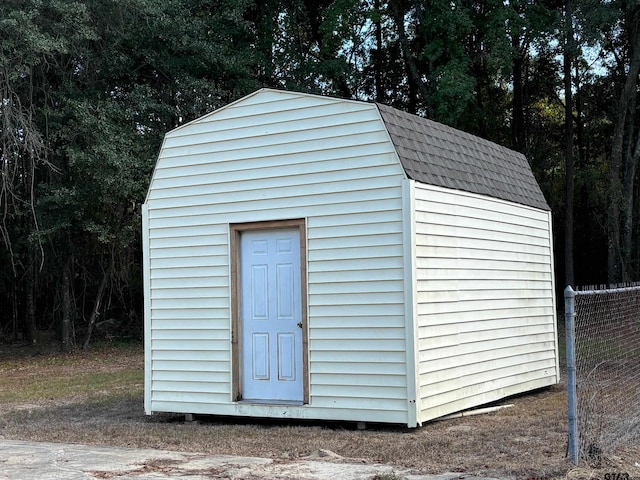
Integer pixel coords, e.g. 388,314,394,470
1,0,639,348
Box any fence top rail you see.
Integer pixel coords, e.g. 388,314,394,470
570,282,640,296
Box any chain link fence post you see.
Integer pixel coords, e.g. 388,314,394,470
564,285,578,464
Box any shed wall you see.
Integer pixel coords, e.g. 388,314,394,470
414,184,558,423
144,90,411,423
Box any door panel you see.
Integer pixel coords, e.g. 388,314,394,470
251,264,269,320
278,333,296,381
277,263,294,319
252,333,270,380
240,228,303,402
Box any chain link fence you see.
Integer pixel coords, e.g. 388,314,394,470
565,284,640,464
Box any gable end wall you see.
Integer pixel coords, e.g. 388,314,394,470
143,90,412,424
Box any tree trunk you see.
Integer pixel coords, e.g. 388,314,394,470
83,265,110,350
388,2,428,114
26,263,37,344
564,0,575,287
621,116,640,279
607,7,640,284
61,256,73,353
512,53,526,153
374,0,385,103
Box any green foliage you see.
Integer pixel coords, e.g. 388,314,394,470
1,0,639,345
1,0,258,344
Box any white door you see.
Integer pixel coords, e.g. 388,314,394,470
239,228,303,403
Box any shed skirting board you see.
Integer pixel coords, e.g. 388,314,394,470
148,401,408,424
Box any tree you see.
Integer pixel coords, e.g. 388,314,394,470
0,1,94,343
564,0,576,287
1,0,259,347
605,2,640,283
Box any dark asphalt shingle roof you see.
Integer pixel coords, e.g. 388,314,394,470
376,103,550,211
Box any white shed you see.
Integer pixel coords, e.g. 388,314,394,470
142,88,559,427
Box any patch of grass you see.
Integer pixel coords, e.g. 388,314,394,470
0,369,143,403
0,343,143,405
1,344,638,479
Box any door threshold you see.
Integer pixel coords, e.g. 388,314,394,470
238,399,304,406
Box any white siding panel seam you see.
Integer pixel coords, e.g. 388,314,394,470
414,183,549,217
149,198,399,229
310,211,402,228
415,224,551,246
192,95,345,124
418,324,557,339
414,200,550,229
148,191,403,217
160,130,391,160
168,108,380,141
309,237,403,249
149,231,227,241
420,325,562,341
415,300,554,314
419,349,557,377
167,100,373,131
156,142,395,170
418,341,556,364
150,164,402,199
149,178,402,208
163,118,385,150
416,307,553,322
421,366,557,399
153,154,390,185
414,211,551,237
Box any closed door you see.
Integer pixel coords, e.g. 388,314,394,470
239,228,303,403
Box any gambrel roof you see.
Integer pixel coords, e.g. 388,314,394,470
377,103,550,211
154,88,549,211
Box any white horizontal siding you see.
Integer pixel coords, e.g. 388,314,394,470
152,360,228,371
311,373,407,387
158,131,389,165
152,327,229,338
417,311,554,335
420,368,555,419
148,188,402,222
420,345,557,387
166,106,380,143
304,316,405,331
147,197,401,226
144,89,410,423
310,360,407,375
414,184,558,423
153,371,230,382
162,117,384,153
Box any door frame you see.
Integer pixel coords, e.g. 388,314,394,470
230,219,308,404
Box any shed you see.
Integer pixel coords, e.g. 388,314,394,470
142,88,559,427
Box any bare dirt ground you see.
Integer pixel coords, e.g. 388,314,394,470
0,343,638,479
